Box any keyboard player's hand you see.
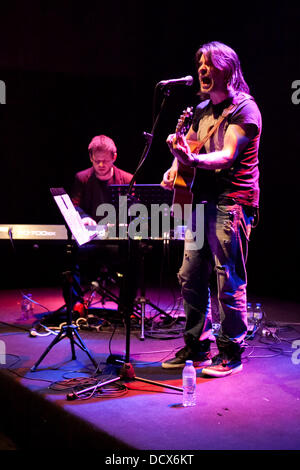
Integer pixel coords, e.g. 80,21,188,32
82,216,97,226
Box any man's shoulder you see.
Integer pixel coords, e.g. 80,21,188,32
230,92,262,127
232,92,260,112
113,166,133,184
75,167,94,182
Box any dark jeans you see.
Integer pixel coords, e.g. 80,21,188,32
178,201,254,355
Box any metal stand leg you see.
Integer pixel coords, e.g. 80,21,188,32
66,362,183,400
136,296,146,341
135,241,174,341
31,271,98,372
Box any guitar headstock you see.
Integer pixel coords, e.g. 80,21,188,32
175,107,194,137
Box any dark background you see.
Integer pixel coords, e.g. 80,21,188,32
0,1,299,302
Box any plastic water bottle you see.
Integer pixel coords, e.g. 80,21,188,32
247,302,254,322
182,360,196,407
21,293,34,320
253,303,263,323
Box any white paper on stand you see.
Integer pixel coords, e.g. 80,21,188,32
51,188,97,246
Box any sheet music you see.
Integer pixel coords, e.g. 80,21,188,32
51,189,97,246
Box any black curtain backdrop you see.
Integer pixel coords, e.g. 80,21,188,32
0,1,299,301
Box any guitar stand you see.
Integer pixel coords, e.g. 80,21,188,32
31,270,98,372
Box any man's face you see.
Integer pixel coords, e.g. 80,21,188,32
90,149,116,180
198,53,227,95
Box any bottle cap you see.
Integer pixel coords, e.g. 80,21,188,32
186,360,193,366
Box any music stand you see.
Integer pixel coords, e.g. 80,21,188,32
31,188,98,371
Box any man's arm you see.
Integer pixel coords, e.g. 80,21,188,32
167,123,256,170
193,124,255,170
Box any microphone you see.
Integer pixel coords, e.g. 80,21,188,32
158,75,194,88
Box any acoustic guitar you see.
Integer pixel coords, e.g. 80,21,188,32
171,103,237,220
171,108,202,219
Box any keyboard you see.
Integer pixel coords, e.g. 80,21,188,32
0,224,185,241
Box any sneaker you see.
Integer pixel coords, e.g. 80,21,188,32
201,354,243,377
162,346,212,369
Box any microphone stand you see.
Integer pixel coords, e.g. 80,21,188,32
66,86,183,399
127,85,170,195
124,85,172,360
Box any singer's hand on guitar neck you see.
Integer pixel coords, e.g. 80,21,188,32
166,133,198,167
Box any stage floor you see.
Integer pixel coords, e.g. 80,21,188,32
0,287,300,453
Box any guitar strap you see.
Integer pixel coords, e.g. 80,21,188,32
192,102,238,154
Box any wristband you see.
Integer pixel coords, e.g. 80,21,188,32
191,156,199,168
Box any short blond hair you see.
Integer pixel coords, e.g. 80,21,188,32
88,135,117,158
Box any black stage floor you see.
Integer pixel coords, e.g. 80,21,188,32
0,287,300,456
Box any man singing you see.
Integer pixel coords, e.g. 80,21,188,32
161,41,262,377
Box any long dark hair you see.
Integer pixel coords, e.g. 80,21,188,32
195,41,250,95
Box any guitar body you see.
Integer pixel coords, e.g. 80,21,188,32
172,138,203,220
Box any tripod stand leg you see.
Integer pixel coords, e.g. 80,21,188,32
120,363,183,392
134,375,183,392
69,329,76,360
73,327,98,369
139,297,146,341
30,329,65,372
31,325,98,372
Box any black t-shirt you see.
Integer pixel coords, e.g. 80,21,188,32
191,92,262,207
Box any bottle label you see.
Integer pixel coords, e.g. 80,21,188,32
183,377,196,390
